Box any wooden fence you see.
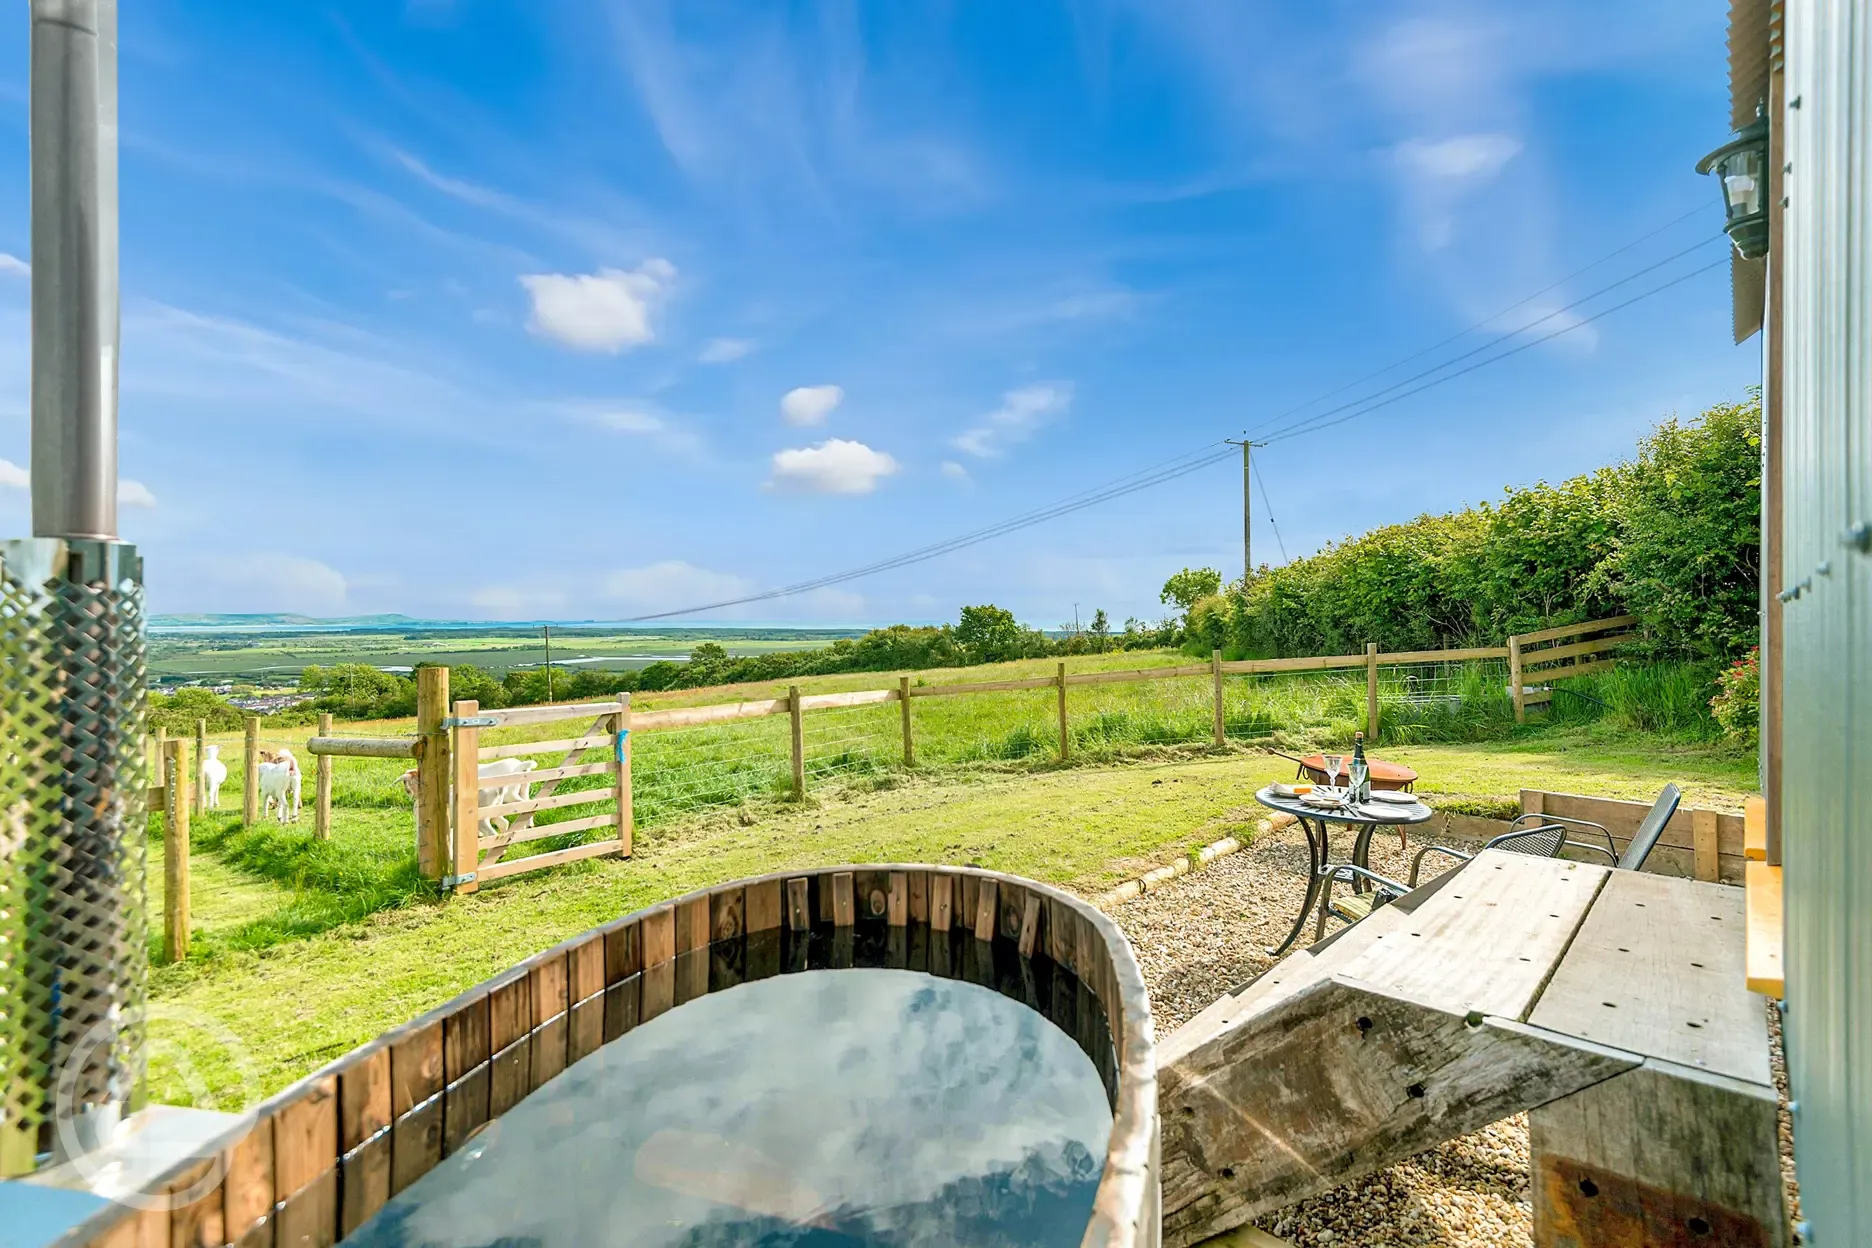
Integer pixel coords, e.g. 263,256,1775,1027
149,615,1645,955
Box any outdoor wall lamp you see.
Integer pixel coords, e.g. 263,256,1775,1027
1697,103,1771,259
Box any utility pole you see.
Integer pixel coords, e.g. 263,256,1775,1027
1225,438,1254,580
543,623,552,703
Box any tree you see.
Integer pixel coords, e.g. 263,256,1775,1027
689,641,730,669
1161,567,1223,614
955,604,1023,662
1089,609,1112,652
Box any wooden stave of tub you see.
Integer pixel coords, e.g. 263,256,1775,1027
59,864,1160,1248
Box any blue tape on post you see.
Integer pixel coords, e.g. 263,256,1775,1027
615,729,630,763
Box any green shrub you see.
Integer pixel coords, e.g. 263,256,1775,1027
1710,648,1761,743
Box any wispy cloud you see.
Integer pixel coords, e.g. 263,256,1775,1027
541,398,705,458
119,479,158,509
780,384,843,427
520,259,677,353
0,458,27,489
603,560,753,614
698,337,753,364
0,254,28,278
953,384,1072,459
767,439,900,495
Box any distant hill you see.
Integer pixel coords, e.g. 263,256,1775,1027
151,613,424,629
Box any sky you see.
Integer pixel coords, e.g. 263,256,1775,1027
0,1,1759,628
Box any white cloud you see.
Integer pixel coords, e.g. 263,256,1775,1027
767,439,900,495
780,384,844,427
698,337,753,364
603,560,753,615
0,458,27,489
1394,134,1522,184
468,585,568,616
519,258,676,353
940,460,971,485
953,384,1072,458
0,254,28,278
118,479,157,508
542,399,705,458
177,555,348,615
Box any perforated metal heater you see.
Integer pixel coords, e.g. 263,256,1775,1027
0,538,147,1173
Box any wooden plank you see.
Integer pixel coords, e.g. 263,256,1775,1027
1019,892,1041,957
632,699,784,731
1744,796,1768,861
746,879,783,933
786,878,810,931
477,811,616,849
1530,869,1770,1084
711,885,746,943
414,670,449,881
473,701,625,728
306,736,422,759
1158,975,1639,1246
831,872,855,927
314,714,333,840
798,688,898,710
222,1114,275,1245
388,1020,443,1117
887,872,908,926
1521,790,1749,879
908,871,929,925
974,878,998,942
930,873,954,932
1211,649,1225,747
1521,635,1628,667
272,1075,339,1201
479,786,613,820
450,698,481,893
908,675,1058,696
1529,1061,1786,1248
477,733,609,761
1510,635,1526,723
475,838,620,882
641,907,678,969
484,759,612,788
1378,646,1511,664
1365,642,1379,740
481,712,612,861
899,676,914,766
194,720,207,814
612,699,633,859
1693,808,1720,881
338,1047,391,1153
243,717,259,825
1220,654,1366,675
162,742,189,963
677,895,710,953
1514,614,1639,647
1745,863,1783,997
1524,687,1554,706
1066,664,1212,686
1335,850,1611,1020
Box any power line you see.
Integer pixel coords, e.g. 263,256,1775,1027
1248,452,1290,564
629,215,1727,621
1260,256,1730,445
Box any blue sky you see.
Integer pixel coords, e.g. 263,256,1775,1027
0,1,1757,627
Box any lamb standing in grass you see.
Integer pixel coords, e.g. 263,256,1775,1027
398,757,539,838
257,748,301,824
200,744,227,809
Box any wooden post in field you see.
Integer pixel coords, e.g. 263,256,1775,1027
451,698,481,894
1211,649,1226,748
152,726,166,784
162,739,190,963
1057,663,1070,761
1508,633,1526,724
416,666,452,880
193,719,207,814
1365,642,1380,742
899,676,914,767
789,686,805,799
315,712,334,840
242,717,259,824
612,694,633,858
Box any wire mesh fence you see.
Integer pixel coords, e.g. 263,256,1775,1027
632,714,793,828
1071,675,1217,750
801,702,901,788
1376,659,1514,742
909,688,1058,766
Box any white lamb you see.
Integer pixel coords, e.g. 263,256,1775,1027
199,744,227,809
398,757,539,838
257,756,295,824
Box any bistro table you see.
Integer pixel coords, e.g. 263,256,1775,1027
1254,784,1435,957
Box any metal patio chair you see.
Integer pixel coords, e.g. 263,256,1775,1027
1315,819,1574,938
1406,783,1684,885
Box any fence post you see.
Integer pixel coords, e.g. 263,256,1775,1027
899,676,914,767
1365,642,1380,741
789,686,805,799
152,726,166,786
1057,662,1070,762
612,694,633,859
242,717,259,824
193,718,207,814
1211,649,1226,747
451,697,480,894
162,739,190,963
1508,633,1526,724
416,667,452,880
315,712,334,840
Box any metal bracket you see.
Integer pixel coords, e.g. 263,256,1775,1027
443,716,499,729
443,872,477,887
1843,520,1872,553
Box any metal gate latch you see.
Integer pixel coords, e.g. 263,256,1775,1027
443,716,500,728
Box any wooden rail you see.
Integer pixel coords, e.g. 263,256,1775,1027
306,735,423,759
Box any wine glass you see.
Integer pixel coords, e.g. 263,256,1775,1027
1320,754,1345,795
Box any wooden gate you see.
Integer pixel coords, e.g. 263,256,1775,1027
446,695,632,893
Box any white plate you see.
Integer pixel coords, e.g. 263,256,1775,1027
1369,790,1418,804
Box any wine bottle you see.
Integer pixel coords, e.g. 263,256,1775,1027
1350,732,1371,802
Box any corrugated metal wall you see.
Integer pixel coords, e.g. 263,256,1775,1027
1780,0,1870,1238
